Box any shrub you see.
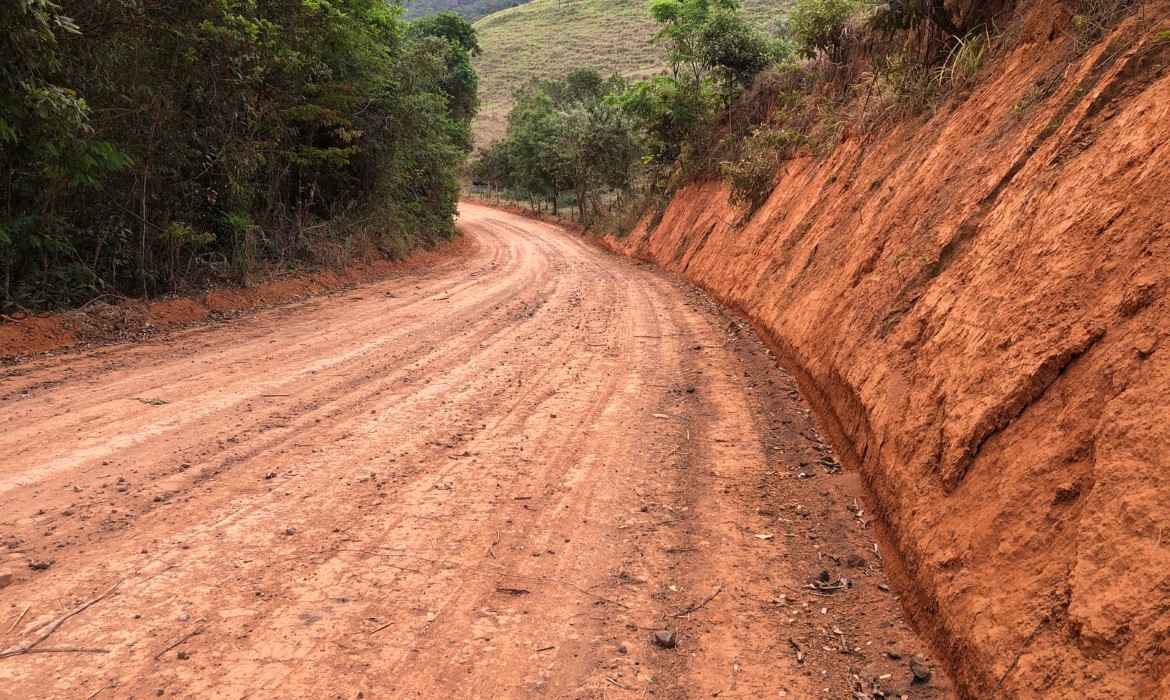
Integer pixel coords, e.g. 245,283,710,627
721,126,806,215
789,0,863,60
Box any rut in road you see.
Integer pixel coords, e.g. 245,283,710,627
0,203,952,698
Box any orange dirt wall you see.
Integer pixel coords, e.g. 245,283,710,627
605,6,1170,698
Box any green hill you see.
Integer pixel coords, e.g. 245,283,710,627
402,0,527,22
471,0,788,147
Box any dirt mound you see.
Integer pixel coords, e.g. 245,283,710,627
0,238,471,358
604,5,1170,698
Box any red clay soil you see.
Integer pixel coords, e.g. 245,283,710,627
0,239,471,358
604,5,1170,698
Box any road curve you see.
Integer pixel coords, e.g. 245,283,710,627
0,203,950,698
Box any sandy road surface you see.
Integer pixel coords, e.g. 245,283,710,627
0,203,950,699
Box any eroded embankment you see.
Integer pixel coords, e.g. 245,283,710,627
605,5,1170,697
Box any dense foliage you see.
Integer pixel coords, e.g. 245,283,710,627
1,1,478,311
472,70,643,224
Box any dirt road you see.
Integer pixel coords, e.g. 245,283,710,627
0,203,951,699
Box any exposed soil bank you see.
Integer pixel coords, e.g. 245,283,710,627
604,5,1170,698
0,238,471,358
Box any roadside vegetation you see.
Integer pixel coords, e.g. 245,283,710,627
469,0,789,147
1,2,479,312
471,0,1148,228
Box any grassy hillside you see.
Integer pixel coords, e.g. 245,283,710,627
402,0,526,22
471,0,788,147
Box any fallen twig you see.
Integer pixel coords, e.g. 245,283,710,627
0,579,122,660
671,585,723,618
991,618,1046,694
153,623,206,661
535,645,555,652
368,621,394,635
606,676,638,691
6,606,30,635
14,646,109,655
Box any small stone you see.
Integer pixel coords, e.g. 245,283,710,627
686,386,696,393
1054,481,1081,504
28,560,52,571
846,553,867,568
116,484,130,492
0,570,13,588
284,527,296,536
618,644,628,654
910,655,932,683
886,650,902,660
178,614,190,622
177,651,190,660
653,629,677,649
264,471,277,480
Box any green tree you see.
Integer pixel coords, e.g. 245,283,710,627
789,0,862,60
609,75,716,164
410,11,481,150
649,0,740,80
699,8,776,101
1,0,127,308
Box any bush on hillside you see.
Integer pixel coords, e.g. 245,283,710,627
721,125,806,214
789,0,862,59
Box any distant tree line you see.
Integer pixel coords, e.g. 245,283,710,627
470,0,782,227
1,2,479,311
